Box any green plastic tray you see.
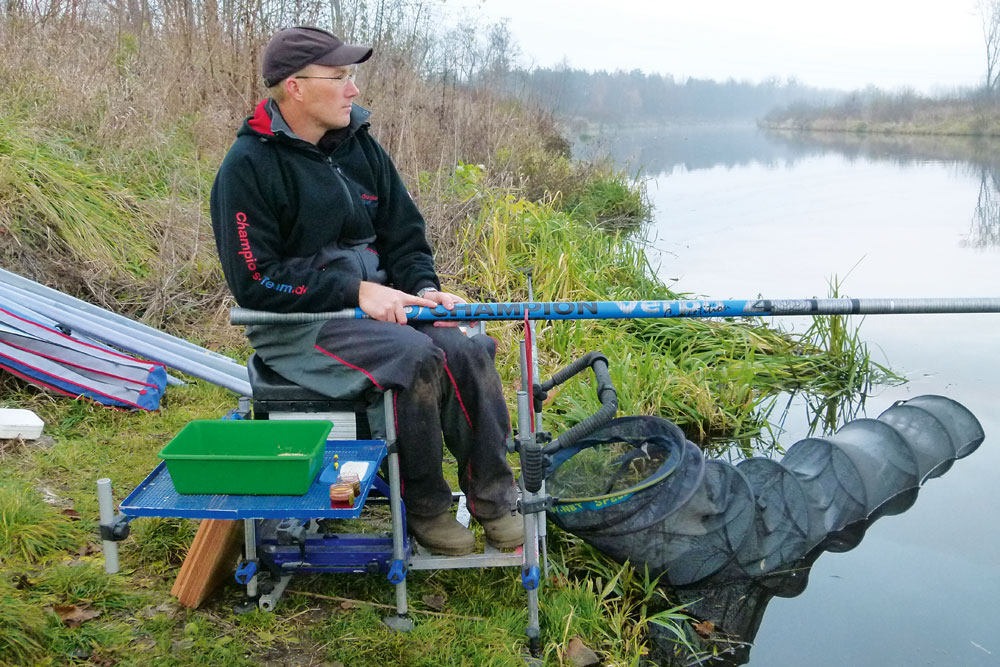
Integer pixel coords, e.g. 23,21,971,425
158,420,332,495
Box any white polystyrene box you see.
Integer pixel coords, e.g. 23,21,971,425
0,408,44,439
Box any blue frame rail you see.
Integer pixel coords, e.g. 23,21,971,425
119,441,387,520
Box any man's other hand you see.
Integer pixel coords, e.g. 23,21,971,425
359,282,437,325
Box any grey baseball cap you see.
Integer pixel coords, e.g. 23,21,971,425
262,26,372,87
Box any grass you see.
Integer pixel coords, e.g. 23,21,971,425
0,578,47,665
0,478,83,564
451,174,893,452
0,157,895,664
0,114,155,275
0,19,899,657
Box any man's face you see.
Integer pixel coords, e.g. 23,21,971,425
294,64,360,131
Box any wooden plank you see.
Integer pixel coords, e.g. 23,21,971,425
170,519,243,608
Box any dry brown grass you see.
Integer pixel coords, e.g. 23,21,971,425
0,3,564,337
763,90,1000,137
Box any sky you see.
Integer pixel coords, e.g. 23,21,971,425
451,0,986,92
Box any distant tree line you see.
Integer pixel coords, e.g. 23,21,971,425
763,0,1000,134
762,84,1000,136
490,67,843,123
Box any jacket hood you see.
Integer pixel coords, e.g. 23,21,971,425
238,98,372,146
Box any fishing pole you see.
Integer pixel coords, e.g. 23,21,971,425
230,297,1000,325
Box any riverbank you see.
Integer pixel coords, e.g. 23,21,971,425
0,13,893,667
761,93,1000,137
0,155,892,664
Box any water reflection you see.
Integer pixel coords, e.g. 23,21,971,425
572,124,819,174
576,126,1000,249
760,130,1000,250
651,532,866,666
967,167,1000,249
761,129,1000,171
764,387,871,444
600,124,1000,666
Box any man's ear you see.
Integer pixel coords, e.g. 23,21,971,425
285,76,303,101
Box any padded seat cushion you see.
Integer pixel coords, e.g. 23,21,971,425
247,353,366,411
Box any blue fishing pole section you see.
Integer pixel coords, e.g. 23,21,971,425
230,297,1000,325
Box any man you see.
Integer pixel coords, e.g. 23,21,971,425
210,26,521,555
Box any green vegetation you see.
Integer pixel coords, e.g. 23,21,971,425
763,90,1000,137
453,171,894,448
0,159,893,664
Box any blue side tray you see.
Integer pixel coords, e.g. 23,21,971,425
120,441,387,520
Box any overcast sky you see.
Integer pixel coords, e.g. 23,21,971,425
452,0,986,92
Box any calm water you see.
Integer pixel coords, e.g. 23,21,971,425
577,126,1000,666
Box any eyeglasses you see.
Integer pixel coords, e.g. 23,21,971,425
293,72,357,85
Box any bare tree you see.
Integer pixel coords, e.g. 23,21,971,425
978,0,1000,90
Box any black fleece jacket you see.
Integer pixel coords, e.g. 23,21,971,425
210,99,439,313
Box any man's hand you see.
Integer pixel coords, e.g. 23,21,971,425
421,290,476,328
359,282,437,325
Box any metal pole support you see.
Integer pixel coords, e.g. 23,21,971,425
383,389,414,632
520,328,550,582
517,390,542,656
97,478,119,574
244,519,258,599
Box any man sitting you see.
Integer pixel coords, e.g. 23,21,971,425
210,26,521,555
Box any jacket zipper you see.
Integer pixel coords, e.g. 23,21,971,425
326,157,368,280
326,157,358,222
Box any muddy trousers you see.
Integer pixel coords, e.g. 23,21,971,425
248,319,517,520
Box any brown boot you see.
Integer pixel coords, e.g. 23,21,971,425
408,512,475,556
476,511,524,549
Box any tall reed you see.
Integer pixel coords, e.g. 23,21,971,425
0,3,563,331
451,167,893,447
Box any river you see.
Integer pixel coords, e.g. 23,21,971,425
575,125,1000,666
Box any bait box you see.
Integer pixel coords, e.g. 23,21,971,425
158,420,332,495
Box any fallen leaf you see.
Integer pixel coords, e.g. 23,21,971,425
422,594,446,611
78,543,99,556
89,653,117,667
693,620,715,637
565,636,600,667
48,604,101,628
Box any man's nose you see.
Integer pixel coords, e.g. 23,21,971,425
345,79,360,97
